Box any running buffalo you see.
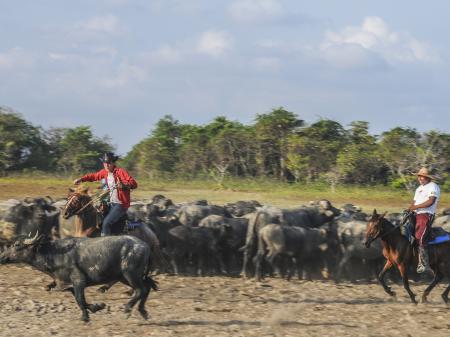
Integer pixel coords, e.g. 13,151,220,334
0,233,158,322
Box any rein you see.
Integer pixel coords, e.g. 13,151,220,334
66,189,111,216
379,221,401,239
378,211,413,240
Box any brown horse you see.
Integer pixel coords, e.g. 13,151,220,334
62,185,103,237
365,209,450,304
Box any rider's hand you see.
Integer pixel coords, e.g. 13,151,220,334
408,204,416,211
117,182,130,190
73,178,82,185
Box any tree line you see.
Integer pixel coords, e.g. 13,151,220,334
1,106,449,191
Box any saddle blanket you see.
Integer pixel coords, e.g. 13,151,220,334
126,222,144,230
428,234,450,245
401,224,450,245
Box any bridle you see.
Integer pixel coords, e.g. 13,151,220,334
63,184,117,219
369,210,413,241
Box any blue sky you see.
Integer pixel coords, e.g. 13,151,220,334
1,0,449,154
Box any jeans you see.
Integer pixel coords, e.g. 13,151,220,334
102,203,126,236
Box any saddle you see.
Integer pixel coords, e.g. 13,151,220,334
401,210,450,246
96,201,127,235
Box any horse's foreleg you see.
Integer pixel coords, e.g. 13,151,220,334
378,260,395,297
440,283,450,304
397,263,417,304
422,271,443,303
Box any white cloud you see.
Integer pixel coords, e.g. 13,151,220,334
229,0,284,23
94,61,148,89
321,16,440,66
197,30,233,57
75,14,122,35
320,44,385,70
0,48,34,71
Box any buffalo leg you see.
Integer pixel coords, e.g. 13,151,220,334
123,274,147,318
254,252,266,281
378,260,395,297
87,303,106,313
137,278,153,320
397,263,417,304
73,284,89,322
241,244,255,278
422,271,443,303
335,251,352,283
125,287,143,315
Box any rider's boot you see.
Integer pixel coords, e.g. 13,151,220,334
417,246,431,274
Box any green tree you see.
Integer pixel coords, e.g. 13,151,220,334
286,119,347,182
254,107,304,179
0,107,49,173
57,126,113,173
336,121,387,184
123,115,181,177
379,128,450,190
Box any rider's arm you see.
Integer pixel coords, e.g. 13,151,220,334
117,168,137,190
409,196,437,211
78,170,106,183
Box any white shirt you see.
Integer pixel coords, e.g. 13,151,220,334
414,181,440,214
107,172,120,204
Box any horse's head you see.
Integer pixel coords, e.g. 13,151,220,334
364,209,387,248
62,185,92,219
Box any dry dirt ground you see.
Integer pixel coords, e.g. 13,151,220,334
1,265,450,337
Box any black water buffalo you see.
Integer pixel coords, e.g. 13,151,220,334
0,233,157,322
198,214,249,274
241,201,340,277
146,194,208,219
254,224,331,281
175,204,230,227
165,225,225,275
335,220,383,282
224,200,262,217
0,197,59,240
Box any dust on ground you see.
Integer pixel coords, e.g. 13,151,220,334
1,265,449,337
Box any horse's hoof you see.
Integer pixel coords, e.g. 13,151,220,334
441,295,449,304
139,309,149,320
91,303,106,312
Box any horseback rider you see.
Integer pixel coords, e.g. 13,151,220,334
408,167,440,273
73,152,137,236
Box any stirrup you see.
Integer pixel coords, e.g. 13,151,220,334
416,263,426,274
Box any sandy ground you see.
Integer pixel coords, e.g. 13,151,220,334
1,265,450,337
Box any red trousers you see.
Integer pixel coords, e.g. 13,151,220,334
415,213,432,247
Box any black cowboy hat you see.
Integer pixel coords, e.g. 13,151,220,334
100,152,119,164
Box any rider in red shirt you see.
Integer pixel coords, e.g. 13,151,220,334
73,152,137,235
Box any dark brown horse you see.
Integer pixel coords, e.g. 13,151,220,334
365,209,450,304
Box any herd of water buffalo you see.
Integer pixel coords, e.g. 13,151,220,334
1,193,450,283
